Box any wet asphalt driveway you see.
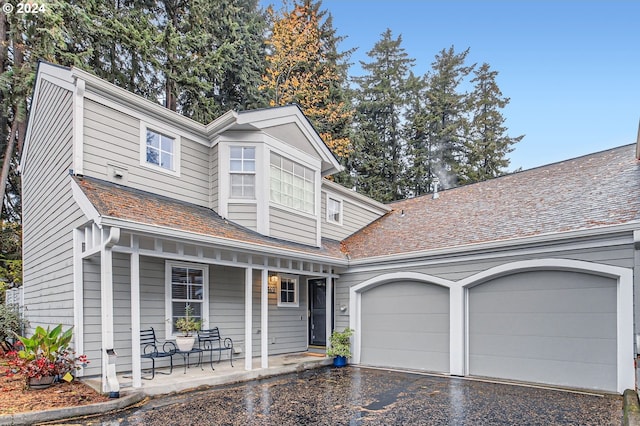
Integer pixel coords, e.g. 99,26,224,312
64,366,622,425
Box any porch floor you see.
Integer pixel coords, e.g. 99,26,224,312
84,351,332,396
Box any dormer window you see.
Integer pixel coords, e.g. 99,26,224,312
140,123,180,176
230,146,255,198
270,152,315,214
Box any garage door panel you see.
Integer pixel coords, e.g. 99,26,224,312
362,313,449,333
468,270,617,392
361,281,450,373
470,355,617,390
363,286,449,313
470,334,616,364
472,312,617,338
364,347,450,372
471,287,615,313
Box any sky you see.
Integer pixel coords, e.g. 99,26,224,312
263,0,639,172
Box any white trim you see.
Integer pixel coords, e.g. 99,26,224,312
325,193,343,226
72,78,85,176
261,269,269,368
346,225,638,271
277,274,299,307
349,259,635,394
72,229,84,373
21,63,77,174
164,260,210,340
325,278,333,350
71,178,102,225
140,123,181,177
244,267,253,371
130,236,142,389
321,179,391,213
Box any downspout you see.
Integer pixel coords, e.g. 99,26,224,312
101,226,121,397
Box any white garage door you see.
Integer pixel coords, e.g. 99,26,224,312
468,270,617,392
360,281,449,373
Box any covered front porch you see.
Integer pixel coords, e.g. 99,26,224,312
74,221,344,393
84,351,332,396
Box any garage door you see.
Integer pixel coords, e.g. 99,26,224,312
360,281,449,373
468,270,617,392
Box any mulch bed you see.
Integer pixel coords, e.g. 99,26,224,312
0,354,110,415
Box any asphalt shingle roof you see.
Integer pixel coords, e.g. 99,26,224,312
74,176,346,261
342,144,640,259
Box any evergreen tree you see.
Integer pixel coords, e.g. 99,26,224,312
263,0,353,160
161,0,268,123
404,72,433,196
351,29,414,202
457,63,523,184
421,46,474,189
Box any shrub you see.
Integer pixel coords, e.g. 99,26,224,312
4,325,88,384
0,304,28,343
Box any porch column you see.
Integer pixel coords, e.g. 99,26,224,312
449,285,465,376
100,227,120,393
244,267,253,371
130,236,142,388
260,269,268,368
325,277,333,348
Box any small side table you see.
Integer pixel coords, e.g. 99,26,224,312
174,348,204,374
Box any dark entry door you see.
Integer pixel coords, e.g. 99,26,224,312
309,279,326,346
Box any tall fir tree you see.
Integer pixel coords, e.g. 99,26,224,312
161,0,268,123
456,63,523,184
404,72,434,196
351,29,414,202
263,0,353,160
421,46,474,189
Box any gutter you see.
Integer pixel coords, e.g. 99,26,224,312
98,216,349,267
347,221,640,267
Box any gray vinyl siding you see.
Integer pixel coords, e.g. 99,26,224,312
270,206,318,246
83,261,310,376
335,237,635,330
82,99,209,206
321,192,385,241
22,80,84,331
210,144,219,211
264,123,319,160
227,203,258,231
82,258,101,376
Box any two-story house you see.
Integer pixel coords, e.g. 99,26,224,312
21,62,639,395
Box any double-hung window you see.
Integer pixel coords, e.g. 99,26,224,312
166,262,208,337
270,152,315,214
230,146,256,198
327,196,342,224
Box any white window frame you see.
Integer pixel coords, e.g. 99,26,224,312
277,274,299,307
270,152,315,215
165,261,209,339
229,146,256,199
140,123,181,177
326,194,343,225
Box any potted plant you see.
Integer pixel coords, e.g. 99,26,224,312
174,305,200,351
5,324,88,389
326,328,353,367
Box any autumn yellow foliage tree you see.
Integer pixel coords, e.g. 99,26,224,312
263,0,353,160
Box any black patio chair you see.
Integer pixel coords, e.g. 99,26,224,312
140,327,177,379
197,328,234,370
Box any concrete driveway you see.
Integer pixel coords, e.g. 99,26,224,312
59,366,622,425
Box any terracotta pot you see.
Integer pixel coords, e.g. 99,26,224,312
28,375,55,389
